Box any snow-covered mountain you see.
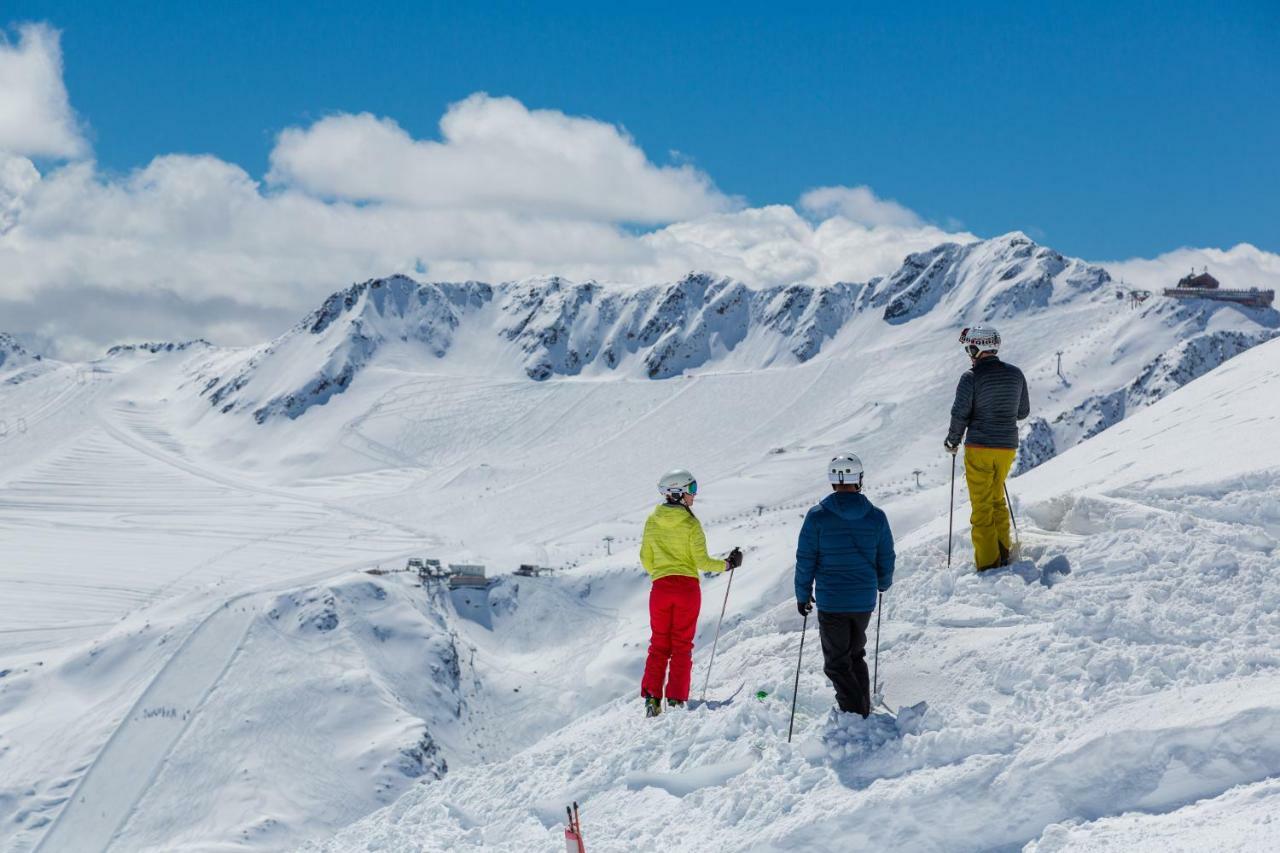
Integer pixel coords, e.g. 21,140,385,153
184,232,1274,475
3,232,1279,853
874,232,1110,323
0,332,43,375
193,273,874,422
194,234,1120,424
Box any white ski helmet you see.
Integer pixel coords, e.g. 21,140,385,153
828,453,864,487
959,325,1001,357
658,468,698,499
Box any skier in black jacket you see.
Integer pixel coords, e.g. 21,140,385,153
944,325,1030,570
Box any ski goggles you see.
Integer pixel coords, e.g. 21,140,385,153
686,480,698,495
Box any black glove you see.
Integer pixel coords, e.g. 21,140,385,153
944,439,959,455
797,599,813,617
726,547,743,570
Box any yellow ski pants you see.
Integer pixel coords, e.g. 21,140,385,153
964,446,1016,570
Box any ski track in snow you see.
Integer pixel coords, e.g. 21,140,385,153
33,549,430,853
34,597,257,853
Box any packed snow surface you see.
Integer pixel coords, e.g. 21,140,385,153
1,234,1278,852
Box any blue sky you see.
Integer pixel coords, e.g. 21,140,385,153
9,0,1278,260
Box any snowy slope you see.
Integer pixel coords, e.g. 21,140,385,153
311,336,1280,853
1,233,1278,852
181,233,1275,478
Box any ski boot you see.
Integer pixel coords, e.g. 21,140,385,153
644,695,662,718
666,698,685,710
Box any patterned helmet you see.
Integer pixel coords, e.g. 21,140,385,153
959,325,1001,357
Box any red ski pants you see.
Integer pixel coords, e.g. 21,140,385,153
641,576,701,702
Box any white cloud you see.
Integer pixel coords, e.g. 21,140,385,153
0,152,40,230
642,206,975,285
1102,244,1280,295
267,94,731,223
799,185,923,228
0,23,86,159
3,27,1271,360
0,65,984,356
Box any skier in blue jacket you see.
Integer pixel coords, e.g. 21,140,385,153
794,453,895,717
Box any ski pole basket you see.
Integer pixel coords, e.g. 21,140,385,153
564,801,586,852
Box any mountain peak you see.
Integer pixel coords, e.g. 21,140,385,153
991,230,1035,247
0,332,42,371
876,233,1110,323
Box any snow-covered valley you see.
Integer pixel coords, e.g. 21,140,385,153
2,233,1279,852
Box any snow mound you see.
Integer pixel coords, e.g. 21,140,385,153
1028,778,1280,852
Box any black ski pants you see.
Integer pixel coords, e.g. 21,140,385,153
818,610,873,717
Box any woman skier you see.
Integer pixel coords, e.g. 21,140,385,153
639,468,742,717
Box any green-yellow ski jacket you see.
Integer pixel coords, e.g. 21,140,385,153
639,503,726,582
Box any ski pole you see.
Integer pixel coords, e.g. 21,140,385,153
787,610,808,743
1004,482,1021,551
947,453,957,567
699,565,735,703
872,592,882,702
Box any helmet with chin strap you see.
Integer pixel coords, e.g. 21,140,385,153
828,453,864,487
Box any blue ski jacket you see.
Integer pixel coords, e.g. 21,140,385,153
794,491,894,613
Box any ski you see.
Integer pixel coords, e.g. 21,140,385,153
687,682,744,711
563,801,586,853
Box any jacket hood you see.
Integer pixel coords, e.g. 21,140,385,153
820,491,872,521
